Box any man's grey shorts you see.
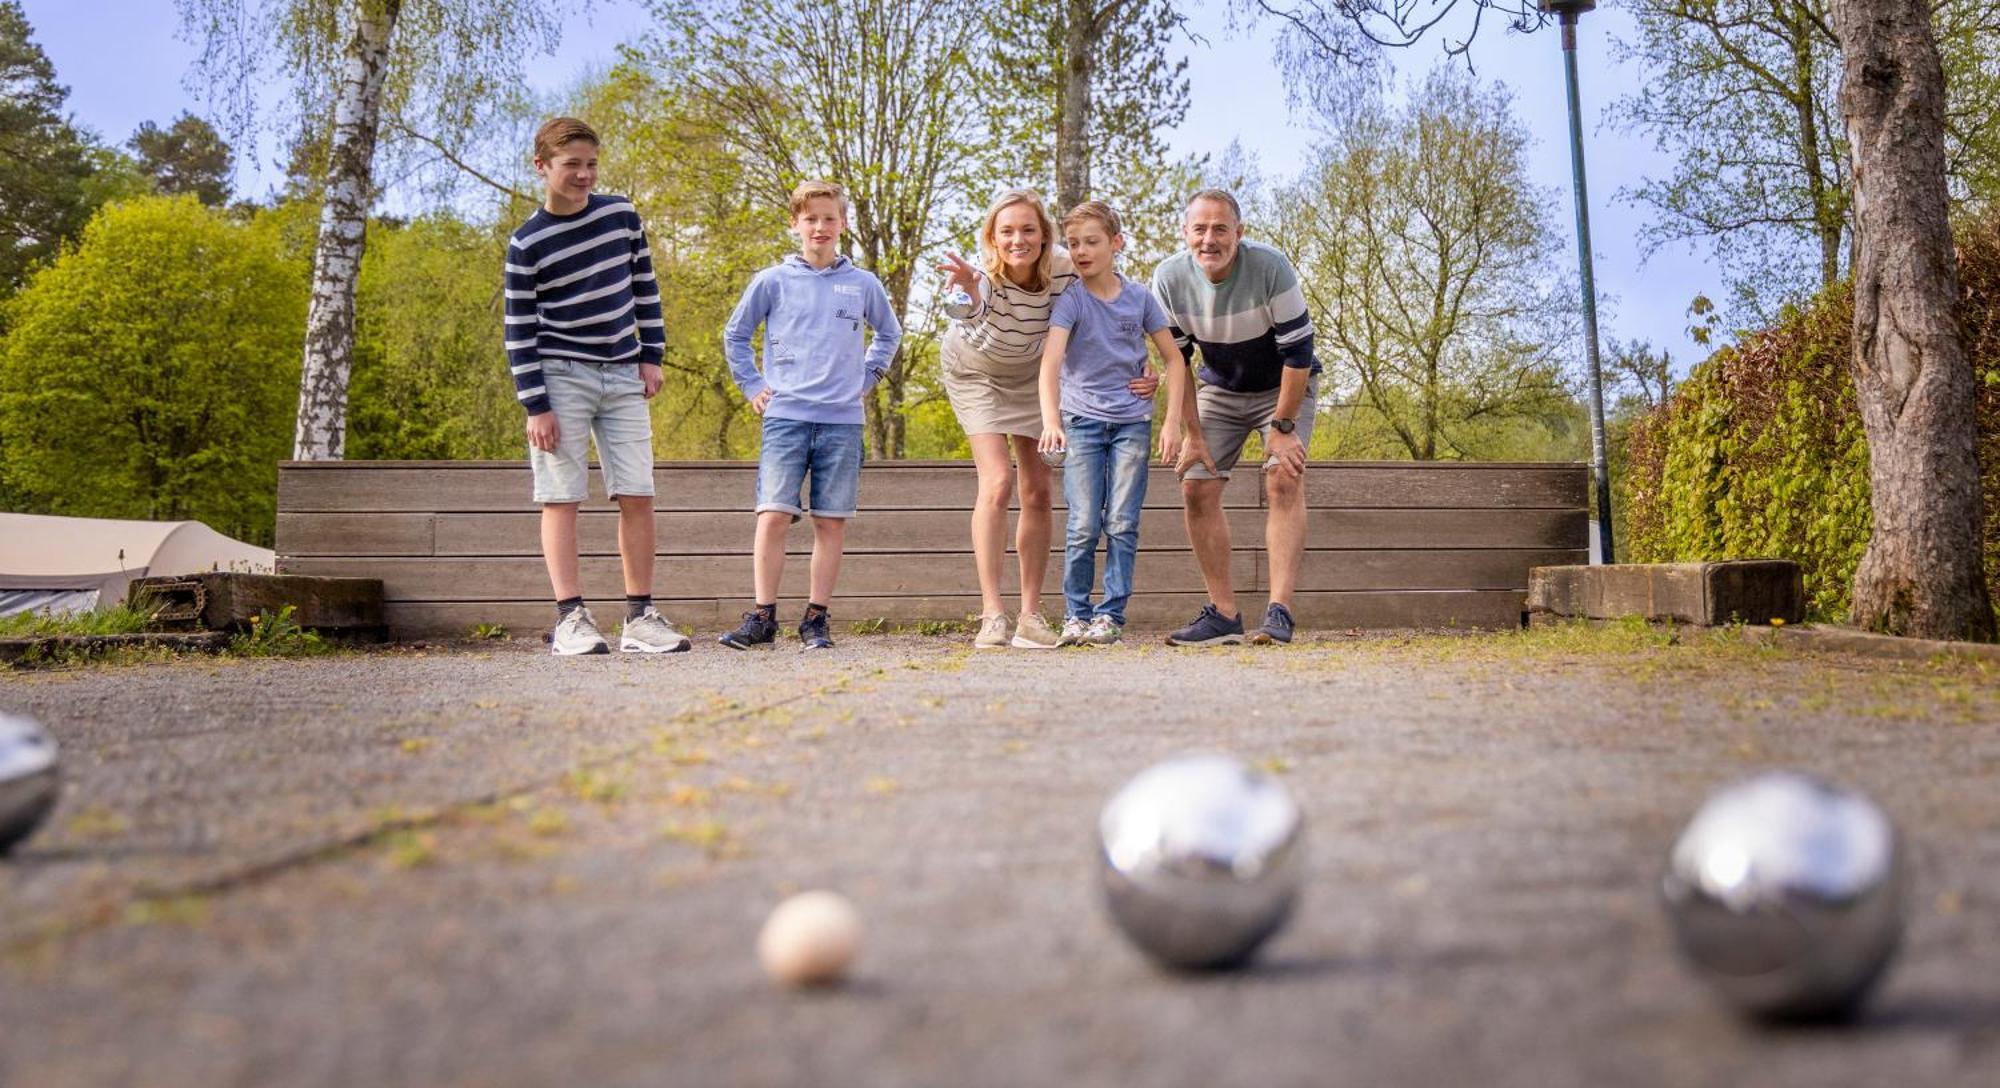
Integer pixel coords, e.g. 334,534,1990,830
528,359,656,504
1183,376,1318,480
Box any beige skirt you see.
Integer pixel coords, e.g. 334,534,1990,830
941,330,1043,439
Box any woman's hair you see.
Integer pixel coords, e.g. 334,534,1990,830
977,188,1056,292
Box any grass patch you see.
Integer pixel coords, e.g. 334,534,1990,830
0,605,157,637
229,606,331,657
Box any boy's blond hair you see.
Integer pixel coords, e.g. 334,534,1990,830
977,188,1056,292
534,117,599,164
789,180,848,218
1061,200,1122,239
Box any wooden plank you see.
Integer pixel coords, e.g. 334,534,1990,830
279,505,1582,558
275,513,435,556
1287,549,1587,591
279,551,1256,601
277,462,1263,514
426,502,1248,552
1297,466,1586,509
383,589,1524,638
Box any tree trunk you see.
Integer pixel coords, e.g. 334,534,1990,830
1056,0,1096,211
293,0,400,461
1833,0,1997,640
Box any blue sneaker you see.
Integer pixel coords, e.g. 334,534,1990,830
1166,604,1245,647
719,607,778,650
798,605,834,650
1251,602,1295,645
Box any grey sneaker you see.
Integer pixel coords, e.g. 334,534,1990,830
1165,604,1245,647
974,614,1010,649
1010,612,1061,649
551,606,610,656
1083,614,1123,645
1058,616,1090,646
1250,602,1295,646
620,607,691,653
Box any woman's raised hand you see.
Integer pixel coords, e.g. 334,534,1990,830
938,251,980,299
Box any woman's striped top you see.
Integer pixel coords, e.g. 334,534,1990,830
943,249,1078,365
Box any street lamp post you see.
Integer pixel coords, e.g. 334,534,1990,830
1542,0,1615,564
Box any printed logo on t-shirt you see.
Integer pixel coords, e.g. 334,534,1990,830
1118,320,1142,337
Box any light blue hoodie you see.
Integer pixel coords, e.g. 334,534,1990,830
723,254,903,425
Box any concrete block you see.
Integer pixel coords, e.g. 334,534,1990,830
1526,560,1804,626
130,572,385,635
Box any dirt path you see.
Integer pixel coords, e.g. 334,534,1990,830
3,625,1997,1086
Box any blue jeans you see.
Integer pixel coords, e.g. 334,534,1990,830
1062,414,1151,625
756,418,863,518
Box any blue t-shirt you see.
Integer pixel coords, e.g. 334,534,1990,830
1048,275,1167,424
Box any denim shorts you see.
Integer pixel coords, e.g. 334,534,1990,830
528,359,655,503
756,417,863,519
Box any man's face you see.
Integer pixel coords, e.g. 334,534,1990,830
535,140,598,204
792,196,846,251
1182,198,1242,280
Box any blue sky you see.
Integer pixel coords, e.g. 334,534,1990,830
25,0,1717,368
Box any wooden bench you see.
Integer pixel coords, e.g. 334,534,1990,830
276,460,1587,636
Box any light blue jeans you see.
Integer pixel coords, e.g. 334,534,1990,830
1062,414,1152,626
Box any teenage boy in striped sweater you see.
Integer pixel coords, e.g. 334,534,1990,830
505,116,689,656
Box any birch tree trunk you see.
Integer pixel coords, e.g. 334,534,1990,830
293,0,400,461
1832,0,1997,639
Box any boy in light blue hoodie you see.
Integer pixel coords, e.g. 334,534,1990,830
718,180,902,650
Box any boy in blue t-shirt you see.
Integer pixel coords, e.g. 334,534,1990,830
1037,201,1190,645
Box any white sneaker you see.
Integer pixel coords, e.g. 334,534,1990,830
974,613,1010,650
1058,616,1090,646
620,607,691,653
1083,615,1122,645
551,606,610,655
1011,612,1061,649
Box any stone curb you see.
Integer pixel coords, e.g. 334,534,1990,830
1742,623,2000,664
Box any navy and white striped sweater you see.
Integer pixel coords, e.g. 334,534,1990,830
503,193,666,415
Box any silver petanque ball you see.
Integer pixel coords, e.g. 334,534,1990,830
1098,753,1304,970
1039,446,1066,469
0,712,60,855
1662,771,1905,1021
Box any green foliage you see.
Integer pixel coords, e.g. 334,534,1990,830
0,1,105,297
229,605,329,657
1611,0,2000,319
1273,67,1577,462
0,195,308,542
1621,276,1991,621
469,622,508,640
348,213,524,459
0,605,156,638
127,113,234,207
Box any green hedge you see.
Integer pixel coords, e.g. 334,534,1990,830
1623,217,2000,620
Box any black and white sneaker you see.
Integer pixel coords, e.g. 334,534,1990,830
1249,602,1295,645
1165,603,1245,647
798,606,834,650
718,607,778,650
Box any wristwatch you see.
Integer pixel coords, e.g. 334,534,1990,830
1271,418,1296,435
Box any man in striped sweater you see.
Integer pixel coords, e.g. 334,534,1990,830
504,116,687,656
1151,188,1321,647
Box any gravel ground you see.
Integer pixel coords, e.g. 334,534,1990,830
2,625,1998,1087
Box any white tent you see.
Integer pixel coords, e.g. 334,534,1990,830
0,513,274,617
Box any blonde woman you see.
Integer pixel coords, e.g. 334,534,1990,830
939,188,1156,648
